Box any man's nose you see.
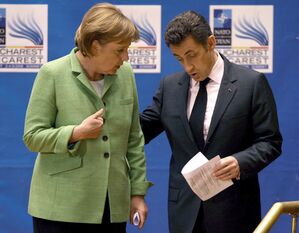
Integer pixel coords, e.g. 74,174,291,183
184,62,194,73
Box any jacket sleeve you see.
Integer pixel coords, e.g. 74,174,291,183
234,73,283,179
23,64,80,155
140,77,165,144
125,66,153,195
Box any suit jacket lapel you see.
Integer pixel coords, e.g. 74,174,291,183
70,49,102,110
206,56,237,142
70,49,98,96
102,74,117,98
76,73,97,96
177,73,197,145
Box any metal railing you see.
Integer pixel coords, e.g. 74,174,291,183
254,201,299,233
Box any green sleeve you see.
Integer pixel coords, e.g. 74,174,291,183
125,65,153,195
23,64,80,155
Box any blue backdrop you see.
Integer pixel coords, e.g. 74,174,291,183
0,0,298,232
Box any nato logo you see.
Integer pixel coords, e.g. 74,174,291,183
213,9,232,46
9,14,43,45
131,16,156,46
234,16,269,46
0,8,6,45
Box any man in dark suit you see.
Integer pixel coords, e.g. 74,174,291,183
141,10,282,233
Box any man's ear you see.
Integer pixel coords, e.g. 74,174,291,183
207,35,216,50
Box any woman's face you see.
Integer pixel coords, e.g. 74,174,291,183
90,40,131,75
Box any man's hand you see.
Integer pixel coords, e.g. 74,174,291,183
130,195,148,229
213,156,240,180
70,109,104,142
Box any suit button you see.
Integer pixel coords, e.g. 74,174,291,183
104,152,110,158
102,135,108,141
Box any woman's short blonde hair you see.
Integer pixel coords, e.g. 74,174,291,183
75,3,139,56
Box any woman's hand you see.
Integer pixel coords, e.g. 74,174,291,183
130,195,148,229
70,109,104,142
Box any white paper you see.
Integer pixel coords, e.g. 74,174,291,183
181,152,233,201
133,212,140,226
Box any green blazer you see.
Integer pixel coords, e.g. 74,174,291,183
24,48,152,224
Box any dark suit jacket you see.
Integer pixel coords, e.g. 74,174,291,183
141,55,282,233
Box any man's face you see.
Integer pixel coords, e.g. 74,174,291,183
169,35,217,82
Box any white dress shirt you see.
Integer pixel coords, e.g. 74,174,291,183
187,51,224,141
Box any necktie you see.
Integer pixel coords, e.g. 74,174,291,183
189,78,210,151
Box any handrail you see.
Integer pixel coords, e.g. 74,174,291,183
254,201,299,233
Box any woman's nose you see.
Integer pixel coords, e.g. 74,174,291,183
121,50,129,61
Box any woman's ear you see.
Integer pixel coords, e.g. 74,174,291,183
91,40,101,56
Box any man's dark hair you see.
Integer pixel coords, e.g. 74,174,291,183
165,11,212,47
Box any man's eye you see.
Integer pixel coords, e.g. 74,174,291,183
176,57,182,62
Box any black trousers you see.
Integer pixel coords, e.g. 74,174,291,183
192,203,207,233
33,197,126,233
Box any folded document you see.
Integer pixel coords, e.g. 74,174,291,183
181,152,233,201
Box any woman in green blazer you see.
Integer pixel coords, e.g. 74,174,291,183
23,3,152,233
